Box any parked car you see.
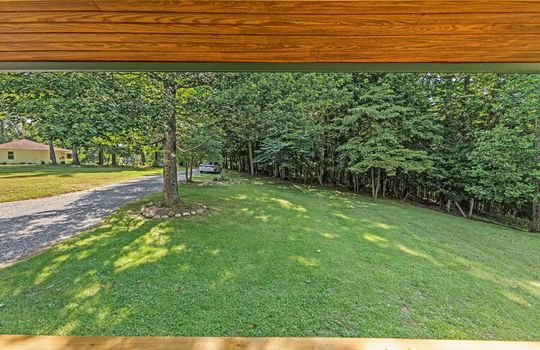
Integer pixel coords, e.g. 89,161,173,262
199,162,222,174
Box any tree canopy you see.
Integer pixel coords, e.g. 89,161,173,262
0,72,538,230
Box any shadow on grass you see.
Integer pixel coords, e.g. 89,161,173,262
0,172,63,179
0,174,164,265
0,165,158,176
0,178,538,339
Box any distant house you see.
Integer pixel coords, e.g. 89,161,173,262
0,139,71,165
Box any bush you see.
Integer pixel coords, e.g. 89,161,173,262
213,175,230,182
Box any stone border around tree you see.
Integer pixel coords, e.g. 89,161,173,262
140,202,208,220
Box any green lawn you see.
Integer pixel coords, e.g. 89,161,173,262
0,165,162,202
0,173,538,339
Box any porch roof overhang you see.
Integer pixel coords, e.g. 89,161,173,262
2,1,540,72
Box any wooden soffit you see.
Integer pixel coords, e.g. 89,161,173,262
2,1,540,72
1,335,540,350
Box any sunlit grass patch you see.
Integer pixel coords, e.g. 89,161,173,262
0,172,538,339
0,165,161,202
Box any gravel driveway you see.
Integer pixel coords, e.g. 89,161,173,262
0,171,195,266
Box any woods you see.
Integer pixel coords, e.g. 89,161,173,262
210,73,540,231
1,72,538,231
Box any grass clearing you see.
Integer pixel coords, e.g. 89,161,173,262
0,173,538,339
0,165,162,202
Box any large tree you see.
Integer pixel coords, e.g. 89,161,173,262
137,73,212,207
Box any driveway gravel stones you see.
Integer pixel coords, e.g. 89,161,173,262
0,171,194,266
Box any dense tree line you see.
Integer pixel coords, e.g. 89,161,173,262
0,72,538,230
208,73,540,231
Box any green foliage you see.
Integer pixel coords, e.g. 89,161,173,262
338,77,433,178
207,72,538,228
467,125,538,205
0,72,538,228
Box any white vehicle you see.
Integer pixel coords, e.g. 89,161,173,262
199,162,222,174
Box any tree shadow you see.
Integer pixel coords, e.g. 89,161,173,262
0,174,164,266
0,178,538,339
0,172,57,179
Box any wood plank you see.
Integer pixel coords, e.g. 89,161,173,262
0,22,241,35
4,49,540,62
3,35,540,52
4,32,540,45
1,12,540,36
1,335,539,350
0,0,99,11
3,11,529,25
93,1,540,14
1,20,539,36
3,0,540,14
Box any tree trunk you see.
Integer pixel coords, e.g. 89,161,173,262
140,152,146,166
0,119,4,143
72,148,80,165
374,168,381,199
370,168,376,198
532,116,540,232
533,203,540,233
189,163,193,182
455,201,467,217
247,141,255,176
317,165,324,186
468,198,475,217
111,153,117,166
317,147,325,186
98,150,104,166
48,140,57,165
163,100,179,207
185,163,189,182
153,151,160,167
468,198,475,218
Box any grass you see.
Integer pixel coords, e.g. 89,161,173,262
0,165,162,202
0,172,538,339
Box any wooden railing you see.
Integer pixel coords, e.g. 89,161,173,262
1,335,539,350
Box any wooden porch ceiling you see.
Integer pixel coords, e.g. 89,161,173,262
1,1,540,70
1,335,540,350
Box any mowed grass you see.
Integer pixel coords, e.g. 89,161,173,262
0,173,538,339
0,165,162,202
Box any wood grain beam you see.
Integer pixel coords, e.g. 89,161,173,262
4,50,540,63
3,1,540,14
2,35,540,53
0,0,99,11
1,13,540,36
1,335,539,350
93,1,540,14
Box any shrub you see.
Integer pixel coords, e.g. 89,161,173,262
213,175,230,182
